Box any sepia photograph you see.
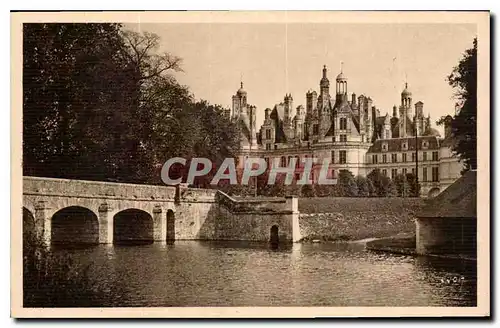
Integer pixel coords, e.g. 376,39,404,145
10,11,490,318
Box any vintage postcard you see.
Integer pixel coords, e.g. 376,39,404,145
11,11,490,318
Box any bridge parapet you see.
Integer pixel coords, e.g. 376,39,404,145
23,176,177,201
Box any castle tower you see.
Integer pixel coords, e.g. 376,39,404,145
399,82,412,137
414,101,425,135
306,90,317,116
318,65,330,116
294,105,305,140
232,81,257,149
392,105,398,118
335,63,348,105
320,65,330,96
382,113,392,139
232,81,247,119
366,97,373,141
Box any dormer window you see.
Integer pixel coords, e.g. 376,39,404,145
339,117,348,130
422,140,429,149
382,143,388,152
402,142,408,151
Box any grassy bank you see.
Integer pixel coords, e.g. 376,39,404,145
297,197,425,242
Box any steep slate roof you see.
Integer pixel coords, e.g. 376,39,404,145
238,113,251,142
391,116,417,138
418,170,476,218
367,135,440,153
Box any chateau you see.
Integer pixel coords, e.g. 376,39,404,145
231,65,463,197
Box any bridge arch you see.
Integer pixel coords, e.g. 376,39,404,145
23,207,35,244
113,208,154,245
51,206,99,245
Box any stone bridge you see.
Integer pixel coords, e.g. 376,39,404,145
22,177,300,245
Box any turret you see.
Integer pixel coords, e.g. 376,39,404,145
232,81,248,119
415,101,424,118
383,113,392,139
320,65,330,92
335,64,348,104
284,93,293,122
366,97,373,140
392,105,398,118
401,82,412,109
306,90,317,115
294,105,305,140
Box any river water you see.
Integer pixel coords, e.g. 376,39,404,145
52,241,477,307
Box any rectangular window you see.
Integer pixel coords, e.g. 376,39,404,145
392,153,398,163
402,153,407,162
382,169,387,177
412,152,416,162
402,168,407,176
432,167,439,182
266,143,271,150
265,129,271,139
382,154,387,163
281,156,287,167
339,150,347,164
313,124,319,135
411,168,416,176
331,151,335,163
422,167,428,182
391,169,397,180
432,151,438,161
340,117,347,130
340,135,347,142
423,152,427,161
274,144,278,150
372,154,378,164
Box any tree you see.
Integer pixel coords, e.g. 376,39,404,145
23,25,239,185
335,170,358,197
301,184,316,198
23,23,133,180
367,169,397,197
405,173,421,197
394,174,410,197
355,175,371,197
437,38,477,171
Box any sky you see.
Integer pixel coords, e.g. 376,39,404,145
127,23,476,135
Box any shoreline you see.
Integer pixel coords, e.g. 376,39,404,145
299,234,477,262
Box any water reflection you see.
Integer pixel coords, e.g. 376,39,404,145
47,241,476,307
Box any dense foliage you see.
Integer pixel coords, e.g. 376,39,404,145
437,38,477,171
23,24,238,184
23,230,121,307
223,168,419,198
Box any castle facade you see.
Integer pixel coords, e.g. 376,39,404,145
231,65,463,197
